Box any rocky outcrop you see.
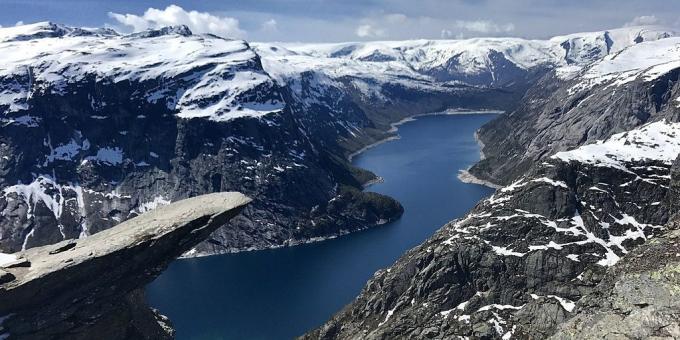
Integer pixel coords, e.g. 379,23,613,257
303,122,680,339
548,155,680,339
0,192,250,339
550,226,680,339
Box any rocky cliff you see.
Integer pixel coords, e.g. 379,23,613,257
548,155,680,339
550,225,680,339
0,192,250,340
471,37,680,185
303,121,680,339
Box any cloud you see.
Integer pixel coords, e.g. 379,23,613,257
356,24,386,38
624,15,663,27
455,20,515,33
261,19,278,33
15,21,24,26
108,4,246,39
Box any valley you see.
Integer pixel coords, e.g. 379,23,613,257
1,19,680,340
146,113,497,339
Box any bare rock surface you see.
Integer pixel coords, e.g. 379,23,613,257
0,192,250,340
550,226,680,340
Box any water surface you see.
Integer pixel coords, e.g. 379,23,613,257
147,113,497,340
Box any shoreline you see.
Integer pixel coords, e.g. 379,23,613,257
457,169,502,189
457,127,502,189
362,176,385,188
347,109,503,163
184,109,503,259
180,221,388,259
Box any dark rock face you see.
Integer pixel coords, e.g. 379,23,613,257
303,139,678,339
0,192,250,340
470,67,680,186
548,155,680,339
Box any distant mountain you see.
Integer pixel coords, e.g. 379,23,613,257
256,25,676,87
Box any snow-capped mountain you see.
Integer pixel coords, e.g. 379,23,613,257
471,32,680,185
255,25,676,88
0,22,409,254
569,36,680,93
0,21,283,121
0,21,677,258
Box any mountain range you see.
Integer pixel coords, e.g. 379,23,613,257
1,21,680,339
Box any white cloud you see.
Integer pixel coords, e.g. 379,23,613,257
624,15,663,27
455,20,515,34
261,19,278,33
108,4,246,39
356,24,386,38
14,21,24,27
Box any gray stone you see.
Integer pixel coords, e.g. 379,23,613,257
0,192,250,340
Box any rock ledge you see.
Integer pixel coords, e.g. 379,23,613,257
0,192,251,340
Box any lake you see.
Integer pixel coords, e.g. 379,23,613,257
146,113,498,340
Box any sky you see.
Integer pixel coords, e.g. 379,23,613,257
1,0,680,42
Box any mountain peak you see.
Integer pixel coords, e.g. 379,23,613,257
126,25,193,38
0,21,119,42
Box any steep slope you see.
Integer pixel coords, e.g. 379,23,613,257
304,121,680,339
548,157,680,338
0,22,408,255
0,192,250,340
472,36,680,185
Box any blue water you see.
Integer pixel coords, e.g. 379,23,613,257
146,113,497,340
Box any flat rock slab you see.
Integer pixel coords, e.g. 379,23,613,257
0,192,250,338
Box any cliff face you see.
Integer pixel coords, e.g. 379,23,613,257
470,38,680,186
549,155,680,339
303,122,680,339
0,192,250,340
